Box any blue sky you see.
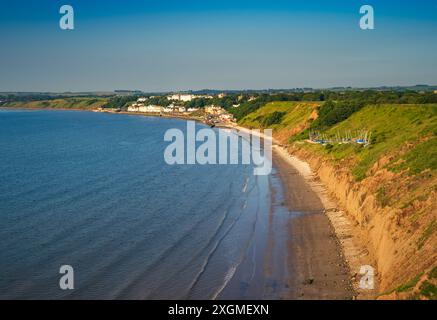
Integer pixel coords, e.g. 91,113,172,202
1,0,436,92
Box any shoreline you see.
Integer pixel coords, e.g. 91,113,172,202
178,117,366,298
272,149,355,299
273,146,376,299
3,107,368,299
221,123,373,299
0,106,214,127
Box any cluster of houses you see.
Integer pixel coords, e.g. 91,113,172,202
127,97,201,114
127,103,199,114
126,97,235,124
167,93,215,102
165,92,231,102
204,106,235,123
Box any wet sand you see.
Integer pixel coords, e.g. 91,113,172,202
273,148,355,299
218,165,292,300
216,125,355,299
218,146,354,300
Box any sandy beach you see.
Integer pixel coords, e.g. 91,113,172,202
273,147,355,299
233,124,358,297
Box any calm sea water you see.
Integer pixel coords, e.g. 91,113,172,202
0,109,280,299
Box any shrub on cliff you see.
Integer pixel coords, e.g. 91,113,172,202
260,111,286,127
311,100,365,130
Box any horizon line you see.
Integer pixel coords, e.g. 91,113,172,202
2,84,437,95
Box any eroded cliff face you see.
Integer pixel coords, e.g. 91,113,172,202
287,145,436,295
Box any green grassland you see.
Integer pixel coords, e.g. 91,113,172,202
1,97,109,110
240,102,437,181
290,104,437,180
239,101,319,130
313,104,437,180
238,100,437,232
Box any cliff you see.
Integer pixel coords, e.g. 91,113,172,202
241,102,437,299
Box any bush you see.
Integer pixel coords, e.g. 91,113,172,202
419,281,436,299
261,111,286,127
325,144,334,151
311,100,365,130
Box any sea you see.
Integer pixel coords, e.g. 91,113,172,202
0,109,291,299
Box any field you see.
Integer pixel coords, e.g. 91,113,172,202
1,97,109,110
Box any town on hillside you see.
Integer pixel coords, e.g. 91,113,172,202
98,93,238,127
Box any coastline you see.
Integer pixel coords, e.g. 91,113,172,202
227,124,373,299
206,121,366,298
0,107,211,126
272,148,354,299
2,107,368,299
273,146,377,299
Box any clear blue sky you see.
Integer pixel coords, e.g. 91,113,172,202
1,0,436,92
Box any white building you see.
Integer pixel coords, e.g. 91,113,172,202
145,105,163,113
137,97,147,102
127,103,142,112
127,104,162,113
198,95,214,99
167,94,215,102
167,94,196,102
161,105,187,113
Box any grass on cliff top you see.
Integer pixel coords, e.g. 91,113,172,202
238,101,319,130
306,104,437,180
2,97,109,110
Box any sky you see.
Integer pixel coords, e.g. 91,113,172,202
0,0,436,92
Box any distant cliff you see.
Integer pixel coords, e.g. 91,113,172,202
0,97,108,110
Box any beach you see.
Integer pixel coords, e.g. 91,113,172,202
231,123,358,298
204,123,356,299
273,147,354,299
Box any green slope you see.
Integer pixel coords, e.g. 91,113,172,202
239,101,319,130
304,104,437,180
